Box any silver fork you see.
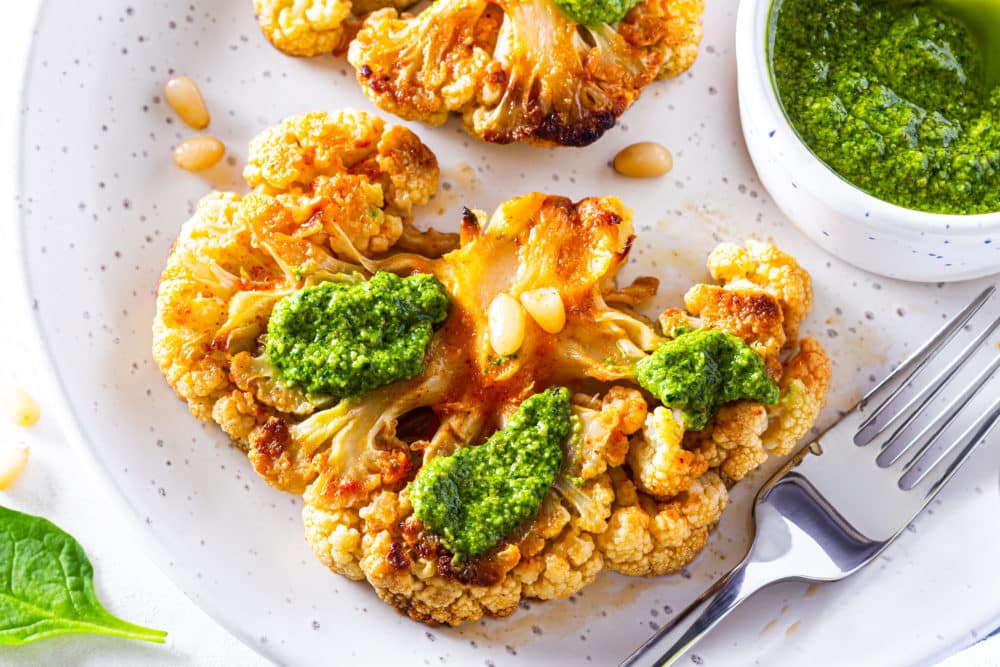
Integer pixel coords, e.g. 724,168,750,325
621,285,1000,667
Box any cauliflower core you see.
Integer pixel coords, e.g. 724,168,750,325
154,113,831,626
345,0,704,145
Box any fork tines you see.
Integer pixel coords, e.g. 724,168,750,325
851,285,1000,494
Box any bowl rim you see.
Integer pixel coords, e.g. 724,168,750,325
735,0,1000,237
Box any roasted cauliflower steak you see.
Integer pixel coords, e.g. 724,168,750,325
347,0,705,145
154,112,831,627
255,0,704,145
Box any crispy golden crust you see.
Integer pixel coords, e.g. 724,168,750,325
152,111,438,493
346,0,704,146
706,240,814,343
683,284,787,375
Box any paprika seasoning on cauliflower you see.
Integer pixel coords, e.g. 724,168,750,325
409,387,571,558
154,110,834,627
266,272,450,398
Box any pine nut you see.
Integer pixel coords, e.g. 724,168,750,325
613,141,673,178
0,444,29,490
164,75,211,129
519,288,566,334
173,136,225,172
488,293,526,357
1,386,40,428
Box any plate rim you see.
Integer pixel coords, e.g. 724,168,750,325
11,2,281,663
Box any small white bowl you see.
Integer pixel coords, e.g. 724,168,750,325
735,0,1000,282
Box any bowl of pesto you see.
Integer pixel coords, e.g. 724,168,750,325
736,0,1000,282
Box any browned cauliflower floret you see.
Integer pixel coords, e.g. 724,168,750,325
152,111,438,493
763,337,832,456
627,407,707,499
243,111,438,257
706,240,813,342
686,401,769,482
346,0,704,145
254,0,352,56
598,468,727,576
671,243,829,483
682,283,786,373
567,387,648,480
254,0,417,56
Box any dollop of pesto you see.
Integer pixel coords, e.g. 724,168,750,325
409,387,571,559
636,329,779,430
553,0,641,27
265,272,450,398
771,0,1000,214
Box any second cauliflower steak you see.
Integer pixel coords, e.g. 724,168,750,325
254,0,704,145
153,111,830,627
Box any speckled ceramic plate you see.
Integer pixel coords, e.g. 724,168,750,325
15,1,1000,665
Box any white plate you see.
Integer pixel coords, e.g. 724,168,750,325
16,1,1000,665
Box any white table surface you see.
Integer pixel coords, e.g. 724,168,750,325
0,2,996,667
0,2,265,665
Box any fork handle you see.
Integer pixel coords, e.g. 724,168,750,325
619,561,761,667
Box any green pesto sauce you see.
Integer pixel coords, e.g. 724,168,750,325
552,0,641,27
265,272,450,398
409,387,571,559
636,329,779,430
770,0,1000,214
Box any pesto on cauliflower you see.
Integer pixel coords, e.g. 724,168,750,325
266,272,450,397
410,387,571,558
553,0,641,26
635,329,780,430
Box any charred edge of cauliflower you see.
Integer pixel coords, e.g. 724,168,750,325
348,0,705,146
705,240,814,343
153,111,440,493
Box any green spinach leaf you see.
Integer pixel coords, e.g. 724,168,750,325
0,505,167,645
